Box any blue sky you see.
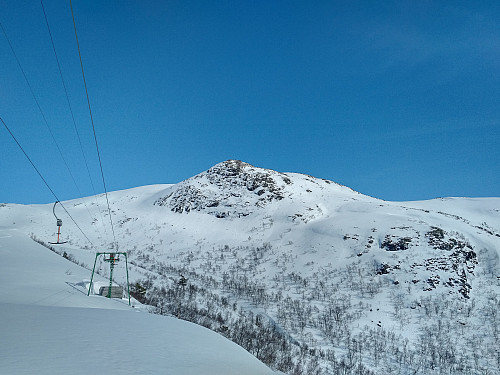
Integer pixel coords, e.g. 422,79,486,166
1,1,498,204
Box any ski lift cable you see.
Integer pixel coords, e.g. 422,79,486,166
69,0,118,251
0,21,99,233
39,0,107,241
0,116,95,248
1,19,104,245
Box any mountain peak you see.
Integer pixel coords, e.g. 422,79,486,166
209,160,254,175
154,160,292,217
153,160,358,219
205,159,292,192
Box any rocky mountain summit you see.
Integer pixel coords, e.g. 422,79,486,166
153,160,354,218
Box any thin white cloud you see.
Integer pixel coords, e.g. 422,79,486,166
351,2,500,77
380,119,498,140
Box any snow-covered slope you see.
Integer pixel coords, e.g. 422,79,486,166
0,227,274,375
1,160,500,374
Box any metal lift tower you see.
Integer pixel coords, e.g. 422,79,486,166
88,252,131,305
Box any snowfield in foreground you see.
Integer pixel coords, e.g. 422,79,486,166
0,228,274,375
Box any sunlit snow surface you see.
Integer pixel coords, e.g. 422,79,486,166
0,228,274,375
1,161,500,374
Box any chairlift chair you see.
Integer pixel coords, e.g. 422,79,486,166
49,201,68,244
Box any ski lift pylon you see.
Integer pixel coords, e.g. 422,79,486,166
88,252,130,305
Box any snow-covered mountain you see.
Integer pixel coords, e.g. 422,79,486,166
1,160,500,374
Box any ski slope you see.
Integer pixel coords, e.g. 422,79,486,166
0,227,275,375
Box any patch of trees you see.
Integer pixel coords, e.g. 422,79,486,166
125,239,500,374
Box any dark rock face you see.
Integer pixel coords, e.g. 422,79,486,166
204,160,288,200
380,235,412,251
410,227,478,298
